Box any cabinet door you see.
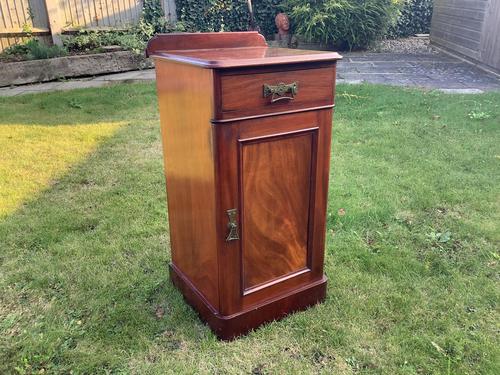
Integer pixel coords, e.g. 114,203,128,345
215,109,332,315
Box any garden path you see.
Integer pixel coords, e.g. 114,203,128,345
338,52,500,93
0,51,498,97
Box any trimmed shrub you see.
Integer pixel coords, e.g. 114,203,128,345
283,0,398,50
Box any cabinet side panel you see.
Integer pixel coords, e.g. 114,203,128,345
155,60,219,309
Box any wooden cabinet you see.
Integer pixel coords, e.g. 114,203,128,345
147,32,342,340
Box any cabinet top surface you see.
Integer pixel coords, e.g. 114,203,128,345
146,32,342,69
151,46,342,68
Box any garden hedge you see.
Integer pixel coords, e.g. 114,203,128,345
174,0,434,49
174,0,282,37
388,0,433,38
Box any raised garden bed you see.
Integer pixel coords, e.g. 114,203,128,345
0,51,152,87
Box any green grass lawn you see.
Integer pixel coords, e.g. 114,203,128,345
0,83,498,374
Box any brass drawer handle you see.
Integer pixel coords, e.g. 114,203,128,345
225,208,239,241
263,82,298,103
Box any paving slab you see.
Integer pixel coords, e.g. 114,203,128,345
0,51,498,97
439,88,485,94
338,52,499,91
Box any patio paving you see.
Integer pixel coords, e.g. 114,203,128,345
0,51,498,97
338,52,500,92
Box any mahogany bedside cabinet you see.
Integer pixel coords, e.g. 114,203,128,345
146,32,342,340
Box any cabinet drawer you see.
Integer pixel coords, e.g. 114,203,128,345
217,66,336,120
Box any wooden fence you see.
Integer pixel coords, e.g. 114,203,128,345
431,0,500,73
0,0,177,51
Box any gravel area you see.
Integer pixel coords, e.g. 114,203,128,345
370,36,437,54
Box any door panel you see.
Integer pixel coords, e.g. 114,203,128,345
215,110,332,315
240,130,315,292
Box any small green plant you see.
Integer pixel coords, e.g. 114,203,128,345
345,356,360,371
337,92,368,102
468,110,492,120
63,30,102,51
429,230,451,244
2,42,31,57
1,39,67,60
68,99,83,109
63,30,146,54
26,39,67,60
20,4,35,38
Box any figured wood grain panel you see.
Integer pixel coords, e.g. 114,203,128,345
216,110,331,314
155,60,219,310
240,131,315,291
220,67,335,120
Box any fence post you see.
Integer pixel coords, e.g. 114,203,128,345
44,0,64,46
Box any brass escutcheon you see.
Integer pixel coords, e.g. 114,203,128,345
226,208,239,241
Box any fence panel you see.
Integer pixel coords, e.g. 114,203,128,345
0,0,50,51
431,0,499,72
62,0,142,28
0,0,177,51
480,0,500,71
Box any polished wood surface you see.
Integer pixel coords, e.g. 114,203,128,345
150,32,341,339
146,31,266,57
241,131,313,291
151,46,342,69
170,263,327,340
154,60,219,309
147,32,342,69
214,110,332,314
219,66,335,120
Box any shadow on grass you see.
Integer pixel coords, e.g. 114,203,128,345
0,88,214,373
0,83,158,126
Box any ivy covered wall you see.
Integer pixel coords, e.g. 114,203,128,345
174,0,282,37
388,0,433,37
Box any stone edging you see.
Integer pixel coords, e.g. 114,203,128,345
0,51,153,87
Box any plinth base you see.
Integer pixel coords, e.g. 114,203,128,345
169,263,327,340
